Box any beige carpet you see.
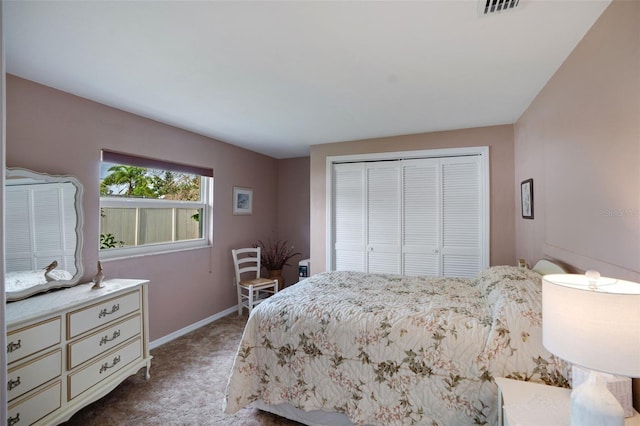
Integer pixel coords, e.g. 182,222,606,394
63,314,301,425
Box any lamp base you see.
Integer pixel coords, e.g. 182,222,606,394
571,370,624,426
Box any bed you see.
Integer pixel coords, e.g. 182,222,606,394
224,264,570,425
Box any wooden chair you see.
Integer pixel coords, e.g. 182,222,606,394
232,247,278,316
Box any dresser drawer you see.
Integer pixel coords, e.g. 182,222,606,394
8,380,61,426
67,337,142,400
67,290,140,339
68,314,141,369
7,317,61,365
8,349,62,402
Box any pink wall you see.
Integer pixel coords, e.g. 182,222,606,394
309,125,516,274
277,157,310,286
6,75,280,341
514,0,640,282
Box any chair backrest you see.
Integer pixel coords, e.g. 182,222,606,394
231,247,262,284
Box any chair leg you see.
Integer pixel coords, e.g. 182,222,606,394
247,285,254,314
237,284,243,316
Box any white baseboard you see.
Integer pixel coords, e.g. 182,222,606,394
149,305,238,350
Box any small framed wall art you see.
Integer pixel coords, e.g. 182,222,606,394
233,186,253,215
521,178,534,219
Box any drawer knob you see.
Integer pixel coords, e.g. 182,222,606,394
6,339,21,354
98,304,120,319
7,376,21,391
8,413,20,426
99,355,121,374
100,330,121,346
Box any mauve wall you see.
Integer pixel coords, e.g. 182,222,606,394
309,125,516,274
6,75,279,341
514,0,640,282
277,157,311,287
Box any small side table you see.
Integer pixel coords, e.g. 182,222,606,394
495,377,640,426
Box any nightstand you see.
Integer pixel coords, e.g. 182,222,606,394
495,377,640,426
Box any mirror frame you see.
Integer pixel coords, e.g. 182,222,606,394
5,167,84,301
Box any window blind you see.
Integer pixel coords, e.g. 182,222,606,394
101,150,213,177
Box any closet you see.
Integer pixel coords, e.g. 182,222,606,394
330,148,488,278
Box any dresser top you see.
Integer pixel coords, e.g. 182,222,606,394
6,278,149,326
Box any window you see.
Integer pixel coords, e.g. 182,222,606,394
99,150,213,259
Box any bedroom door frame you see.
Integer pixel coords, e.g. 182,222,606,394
326,146,490,275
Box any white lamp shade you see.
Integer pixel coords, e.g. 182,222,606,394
542,274,640,378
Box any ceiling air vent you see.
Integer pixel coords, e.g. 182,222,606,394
480,0,520,15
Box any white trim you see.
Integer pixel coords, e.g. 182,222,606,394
205,175,214,244
149,305,238,350
0,2,7,416
326,146,490,273
325,161,333,273
100,197,204,209
0,272,5,424
100,243,212,262
480,149,490,270
99,238,209,261
326,146,487,165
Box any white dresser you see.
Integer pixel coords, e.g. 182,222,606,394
6,279,151,426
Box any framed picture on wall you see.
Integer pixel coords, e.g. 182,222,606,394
521,178,534,219
233,187,253,215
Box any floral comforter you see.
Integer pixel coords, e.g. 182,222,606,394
224,266,569,425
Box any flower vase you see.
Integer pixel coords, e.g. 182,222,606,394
268,269,284,290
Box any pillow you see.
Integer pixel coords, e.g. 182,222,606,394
530,259,568,275
474,265,540,297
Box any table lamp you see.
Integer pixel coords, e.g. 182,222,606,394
542,272,640,426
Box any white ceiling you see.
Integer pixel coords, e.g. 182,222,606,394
4,1,610,159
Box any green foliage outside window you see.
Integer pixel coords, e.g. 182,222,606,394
100,165,200,200
100,233,124,249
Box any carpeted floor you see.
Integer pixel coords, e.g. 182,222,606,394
62,314,301,425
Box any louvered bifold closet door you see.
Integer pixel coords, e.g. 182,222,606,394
5,187,35,271
366,163,401,274
402,159,440,276
333,163,366,271
33,184,77,271
441,156,482,278
5,183,75,272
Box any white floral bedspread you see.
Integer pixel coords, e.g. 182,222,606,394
224,266,569,425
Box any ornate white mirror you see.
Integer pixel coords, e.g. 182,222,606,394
5,167,84,301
